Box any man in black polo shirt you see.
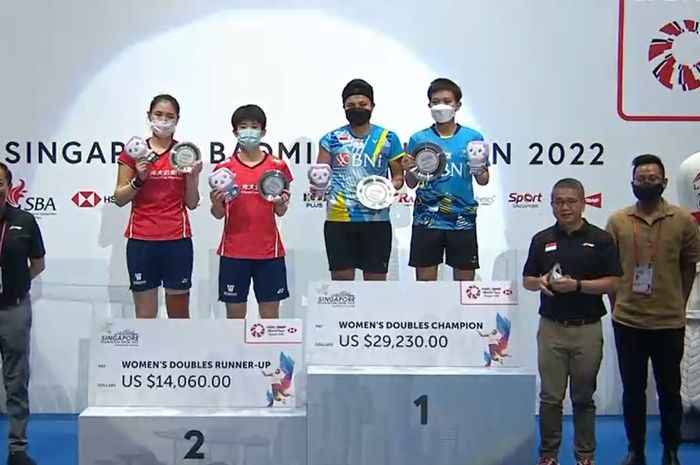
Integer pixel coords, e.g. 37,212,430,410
523,178,622,465
0,162,45,465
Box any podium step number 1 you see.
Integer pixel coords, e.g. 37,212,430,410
414,394,428,425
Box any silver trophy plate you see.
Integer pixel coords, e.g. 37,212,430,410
356,175,395,210
411,141,446,182
170,142,201,173
258,170,289,202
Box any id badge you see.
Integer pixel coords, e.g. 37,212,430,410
632,264,653,295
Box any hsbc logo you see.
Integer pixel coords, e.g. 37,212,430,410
584,193,602,208
72,191,115,208
72,191,101,208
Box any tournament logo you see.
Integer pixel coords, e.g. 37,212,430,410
460,282,517,306
99,321,139,347
464,285,481,300
250,323,265,338
648,19,700,92
316,283,356,308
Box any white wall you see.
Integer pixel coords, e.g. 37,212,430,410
1,0,699,413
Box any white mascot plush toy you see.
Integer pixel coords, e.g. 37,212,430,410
307,163,332,195
467,140,490,174
208,168,240,202
124,136,149,159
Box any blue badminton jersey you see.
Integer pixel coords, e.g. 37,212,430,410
319,124,404,222
406,124,484,230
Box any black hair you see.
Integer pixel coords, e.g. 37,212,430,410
231,104,267,130
0,162,12,185
342,79,374,104
552,177,585,199
149,94,180,116
632,154,666,177
427,78,462,102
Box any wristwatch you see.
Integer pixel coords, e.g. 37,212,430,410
576,280,582,292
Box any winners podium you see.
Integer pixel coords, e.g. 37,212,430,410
79,281,536,465
79,319,307,465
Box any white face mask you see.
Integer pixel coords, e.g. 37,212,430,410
150,119,176,137
237,128,263,149
430,103,455,124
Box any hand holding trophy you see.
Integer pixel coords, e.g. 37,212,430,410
467,140,490,175
208,168,240,203
307,164,332,196
408,141,447,182
258,170,290,202
170,142,202,174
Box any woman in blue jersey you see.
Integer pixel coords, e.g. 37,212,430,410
402,78,490,281
309,79,405,281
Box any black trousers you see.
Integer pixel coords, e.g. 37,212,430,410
613,321,685,452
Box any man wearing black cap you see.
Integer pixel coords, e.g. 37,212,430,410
308,78,405,281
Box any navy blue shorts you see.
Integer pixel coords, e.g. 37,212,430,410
126,238,193,292
218,257,289,304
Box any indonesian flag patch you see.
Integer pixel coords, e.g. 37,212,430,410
545,242,557,252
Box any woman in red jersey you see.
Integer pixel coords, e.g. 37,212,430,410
113,94,202,318
210,104,292,319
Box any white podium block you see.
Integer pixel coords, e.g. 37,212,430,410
306,366,536,465
89,319,304,408
307,281,523,368
79,407,306,465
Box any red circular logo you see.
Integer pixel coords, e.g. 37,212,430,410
250,323,265,338
465,285,481,300
648,19,700,91
503,289,513,296
287,327,298,334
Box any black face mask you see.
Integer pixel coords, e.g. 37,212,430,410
345,108,372,126
632,183,665,202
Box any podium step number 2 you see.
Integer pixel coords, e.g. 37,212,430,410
183,430,204,460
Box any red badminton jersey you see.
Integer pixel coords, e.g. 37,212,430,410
214,154,293,259
117,139,192,241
